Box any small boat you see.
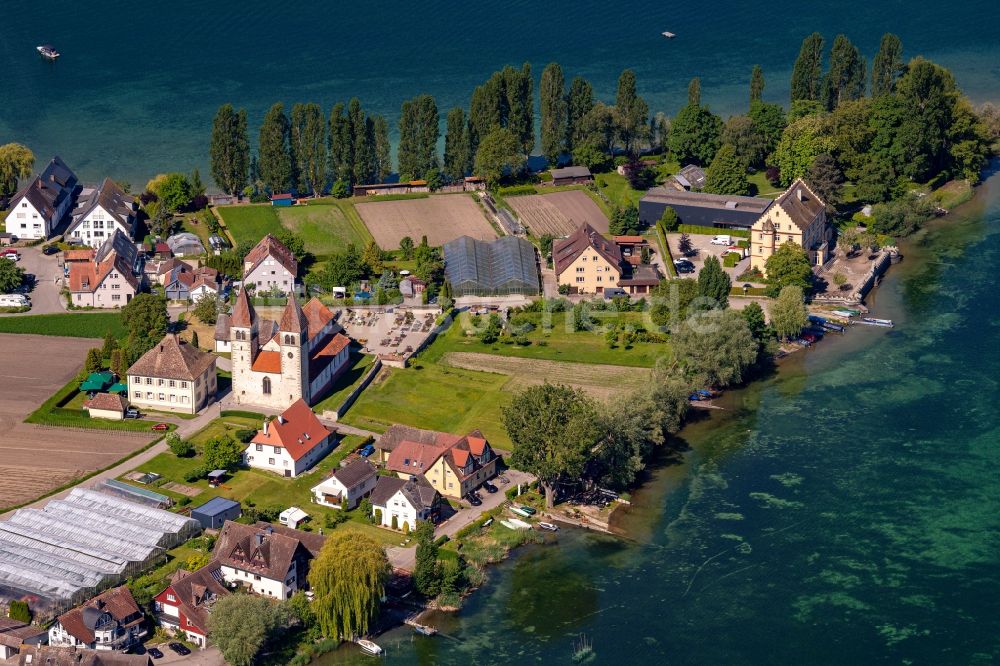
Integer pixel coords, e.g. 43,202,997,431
831,309,860,318
510,506,533,518
36,44,60,60
859,317,894,328
538,522,559,532
482,518,493,528
662,31,676,38
501,518,531,530
356,639,383,655
807,314,827,324
821,321,845,333
413,623,438,636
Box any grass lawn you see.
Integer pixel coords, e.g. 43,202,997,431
178,209,216,249
422,311,667,368
276,199,373,258
27,374,168,432
312,351,376,415
341,361,513,448
595,172,644,208
748,172,784,197
0,312,124,338
216,204,284,245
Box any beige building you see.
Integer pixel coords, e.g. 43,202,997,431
83,392,128,420
553,222,624,294
127,335,217,414
383,428,498,500
67,230,141,308
750,179,831,273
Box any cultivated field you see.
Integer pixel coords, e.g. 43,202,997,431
0,334,153,510
441,352,650,400
356,194,496,248
507,190,610,237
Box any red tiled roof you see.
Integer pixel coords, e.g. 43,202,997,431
83,393,128,412
553,222,623,277
250,350,282,373
251,399,332,461
613,235,645,243
270,193,293,200
56,586,142,644
387,440,446,475
230,287,256,328
243,234,297,278
63,249,95,262
279,297,307,334
302,298,335,340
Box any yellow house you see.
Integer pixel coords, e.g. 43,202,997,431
553,222,623,294
385,430,499,499
750,178,831,273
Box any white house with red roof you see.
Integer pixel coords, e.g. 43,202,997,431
243,234,297,294
153,564,228,649
244,399,336,477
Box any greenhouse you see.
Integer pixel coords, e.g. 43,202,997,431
0,488,200,614
443,235,540,297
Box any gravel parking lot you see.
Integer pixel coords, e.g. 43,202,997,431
667,232,750,281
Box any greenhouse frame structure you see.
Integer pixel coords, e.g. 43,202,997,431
0,488,200,614
443,235,540,297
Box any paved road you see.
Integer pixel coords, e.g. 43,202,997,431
1,245,65,315
435,469,535,539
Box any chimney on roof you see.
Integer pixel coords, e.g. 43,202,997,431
277,415,286,425
796,187,804,201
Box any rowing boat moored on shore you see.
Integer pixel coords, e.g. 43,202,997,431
538,522,559,532
859,317,894,328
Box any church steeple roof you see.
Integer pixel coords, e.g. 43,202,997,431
279,296,307,334
231,287,257,328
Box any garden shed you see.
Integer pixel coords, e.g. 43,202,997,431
191,497,242,530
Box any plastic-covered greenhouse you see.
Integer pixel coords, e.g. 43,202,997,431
0,488,200,614
443,236,540,297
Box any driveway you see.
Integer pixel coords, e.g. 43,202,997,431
1,246,65,314
435,469,535,539
666,232,750,282
153,645,224,665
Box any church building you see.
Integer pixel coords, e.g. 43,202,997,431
229,288,352,410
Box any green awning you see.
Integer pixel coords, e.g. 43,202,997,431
108,383,128,394
80,371,114,392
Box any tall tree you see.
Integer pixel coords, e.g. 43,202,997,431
474,127,525,188
540,62,568,166
790,32,825,103
0,143,34,197
566,76,595,153
770,285,808,339
871,33,904,97
670,309,758,388
764,241,813,295
722,115,766,168
748,101,787,165
505,63,534,153
687,77,701,107
349,98,375,185
805,153,844,207
209,594,288,666
579,102,618,159
372,114,392,182
290,102,326,196
444,107,471,181
502,383,600,507
121,293,168,357
774,114,834,185
327,102,352,184
413,521,440,596
398,95,439,181
258,103,292,193
822,34,867,109
468,73,504,154
0,257,25,293
697,255,731,308
650,112,670,153
309,532,390,640
209,105,250,197
750,65,765,104
704,143,749,196
668,104,723,165
616,69,650,160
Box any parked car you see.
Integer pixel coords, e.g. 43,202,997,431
482,481,498,494
673,259,695,274
147,647,164,659
466,493,482,507
1,251,20,262
124,407,140,419
168,643,191,656
151,423,169,431
358,444,375,457
710,235,732,246
42,245,59,256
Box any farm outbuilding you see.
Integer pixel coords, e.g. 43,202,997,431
443,235,539,297
0,488,200,614
191,496,242,530
550,165,593,186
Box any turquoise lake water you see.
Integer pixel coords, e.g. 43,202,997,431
2,0,1000,185
313,169,1000,663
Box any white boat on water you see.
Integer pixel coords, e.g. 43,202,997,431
356,639,383,655
662,31,676,38
860,317,894,328
36,44,59,60
538,522,559,532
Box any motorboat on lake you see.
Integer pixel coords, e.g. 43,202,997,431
356,639,383,655
36,44,59,60
662,31,676,38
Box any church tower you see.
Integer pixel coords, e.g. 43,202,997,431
277,296,309,405
230,288,259,405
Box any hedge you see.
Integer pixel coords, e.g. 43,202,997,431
676,224,750,238
220,409,266,420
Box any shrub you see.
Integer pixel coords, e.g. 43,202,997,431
233,429,257,444
7,600,31,623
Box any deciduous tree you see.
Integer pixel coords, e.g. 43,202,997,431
203,434,243,471
84,347,103,375
668,103,723,166
670,309,758,388
0,257,25,293
616,69,650,160
308,532,390,640
566,76,595,153
474,127,525,188
871,33,904,97
327,102,352,184
193,294,221,325
805,153,844,207
769,285,808,339
121,293,168,356
372,114,392,182
790,32,825,103
398,95,439,181
823,34,867,109
290,102,326,196
764,241,813,295
209,594,288,666
444,107,471,181
413,520,440,596
0,143,34,197
773,114,834,186
704,143,749,196
750,65,765,104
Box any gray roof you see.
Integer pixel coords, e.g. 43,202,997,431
10,156,78,221
214,313,231,341
192,496,240,517
639,187,772,229
370,475,438,510
550,165,592,180
95,229,139,269
675,164,707,189
331,459,377,490
70,178,135,229
443,235,539,297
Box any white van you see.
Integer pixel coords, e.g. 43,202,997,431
0,294,29,307
710,235,732,246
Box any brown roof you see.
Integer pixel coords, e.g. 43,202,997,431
56,586,142,645
243,234,297,278
159,563,228,634
302,298,336,340
251,399,332,461
84,392,128,412
377,425,462,455
0,618,45,649
18,647,151,666
773,178,826,231
309,332,351,375
279,296,308,334
64,249,95,262
230,287,256,328
68,232,140,294
386,429,494,482
214,520,324,580
330,459,377,490
618,264,662,287
71,177,136,229
214,313,232,341
553,222,623,277
127,334,217,381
